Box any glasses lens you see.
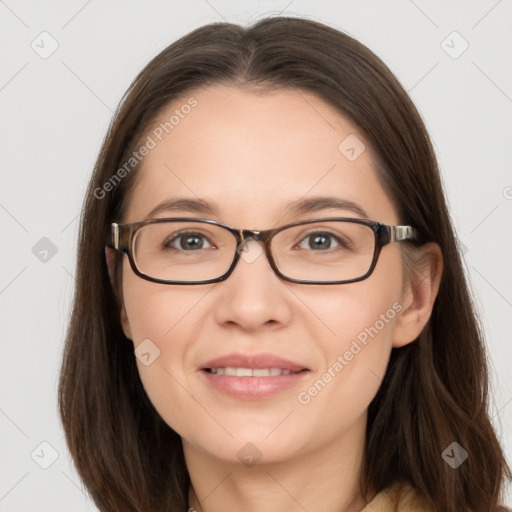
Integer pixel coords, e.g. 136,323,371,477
133,221,237,282
271,220,376,282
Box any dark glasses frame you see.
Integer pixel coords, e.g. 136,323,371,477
107,217,419,285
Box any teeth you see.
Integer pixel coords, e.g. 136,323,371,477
254,368,272,377
209,367,296,377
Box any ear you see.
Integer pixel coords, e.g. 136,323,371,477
105,246,133,340
393,242,443,348
120,304,133,341
105,246,116,284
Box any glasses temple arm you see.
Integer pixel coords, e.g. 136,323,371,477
105,223,120,249
389,225,418,243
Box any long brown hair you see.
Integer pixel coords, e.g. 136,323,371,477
58,16,511,511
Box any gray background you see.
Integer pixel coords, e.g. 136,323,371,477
0,1,511,510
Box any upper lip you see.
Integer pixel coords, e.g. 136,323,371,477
200,352,309,372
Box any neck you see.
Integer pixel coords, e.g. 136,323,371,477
184,413,372,512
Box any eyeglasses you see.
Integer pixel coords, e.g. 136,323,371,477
107,217,418,285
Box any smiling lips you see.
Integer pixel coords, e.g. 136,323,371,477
207,367,297,376
200,352,310,400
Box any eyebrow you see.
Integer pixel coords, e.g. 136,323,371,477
146,195,369,220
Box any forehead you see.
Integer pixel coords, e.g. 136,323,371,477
123,85,397,226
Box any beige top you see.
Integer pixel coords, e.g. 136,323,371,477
361,481,433,512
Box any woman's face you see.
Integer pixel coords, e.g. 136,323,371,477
119,85,412,465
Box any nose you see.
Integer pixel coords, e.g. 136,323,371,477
213,238,293,331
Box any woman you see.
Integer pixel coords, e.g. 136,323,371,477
58,16,511,512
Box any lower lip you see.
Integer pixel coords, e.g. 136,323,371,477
200,369,310,400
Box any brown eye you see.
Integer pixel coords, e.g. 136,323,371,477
165,232,212,251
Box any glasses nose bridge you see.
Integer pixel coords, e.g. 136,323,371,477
235,228,273,257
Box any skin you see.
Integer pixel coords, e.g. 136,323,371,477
108,85,442,512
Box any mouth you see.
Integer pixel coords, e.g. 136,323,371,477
203,367,308,376
199,353,311,400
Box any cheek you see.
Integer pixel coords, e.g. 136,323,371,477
291,305,399,442
121,260,206,340
293,253,403,421
293,245,403,352
121,265,213,435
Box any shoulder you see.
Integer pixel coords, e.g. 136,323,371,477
361,481,434,512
